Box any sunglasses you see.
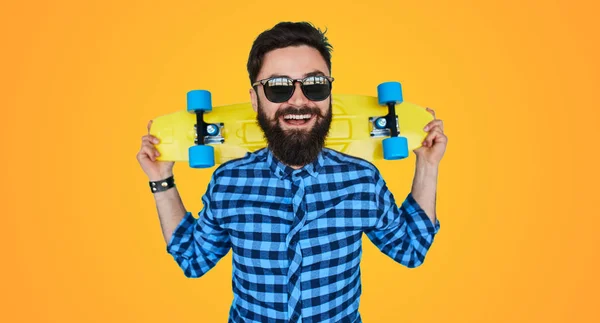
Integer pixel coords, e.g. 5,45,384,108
252,75,334,103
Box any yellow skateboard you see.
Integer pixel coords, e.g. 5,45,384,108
150,82,434,168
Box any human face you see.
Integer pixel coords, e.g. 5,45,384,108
250,45,332,132
250,45,333,167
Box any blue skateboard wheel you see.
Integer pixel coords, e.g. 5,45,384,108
187,90,212,112
377,82,404,105
382,136,409,160
188,145,215,168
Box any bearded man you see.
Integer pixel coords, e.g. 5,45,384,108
137,21,447,323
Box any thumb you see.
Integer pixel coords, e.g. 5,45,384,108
413,144,425,155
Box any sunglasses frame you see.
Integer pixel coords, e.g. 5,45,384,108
252,75,335,103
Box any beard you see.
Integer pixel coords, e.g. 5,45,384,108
256,98,332,167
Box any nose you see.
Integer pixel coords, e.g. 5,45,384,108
287,82,310,106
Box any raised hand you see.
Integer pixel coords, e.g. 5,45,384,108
136,120,175,181
413,108,447,166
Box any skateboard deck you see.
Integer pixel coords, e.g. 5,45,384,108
150,93,434,167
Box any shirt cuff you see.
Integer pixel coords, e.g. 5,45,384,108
402,192,441,235
166,211,196,254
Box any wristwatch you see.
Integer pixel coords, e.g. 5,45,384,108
149,175,175,193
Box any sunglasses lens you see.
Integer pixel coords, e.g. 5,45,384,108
302,76,331,101
261,76,332,102
264,78,294,103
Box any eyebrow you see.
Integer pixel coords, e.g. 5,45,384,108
266,70,327,79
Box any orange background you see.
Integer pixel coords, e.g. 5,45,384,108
2,0,599,322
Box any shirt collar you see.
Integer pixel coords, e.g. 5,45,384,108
266,148,324,180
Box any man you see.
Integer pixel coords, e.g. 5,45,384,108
137,22,447,323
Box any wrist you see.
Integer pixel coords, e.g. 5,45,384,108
416,157,439,171
149,172,174,182
149,174,175,193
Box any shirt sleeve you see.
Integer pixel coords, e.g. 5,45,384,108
365,171,440,268
165,177,231,278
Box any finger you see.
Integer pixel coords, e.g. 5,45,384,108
424,131,448,147
423,127,443,144
139,145,159,161
147,120,153,134
424,119,443,132
436,133,448,144
137,148,154,162
141,141,161,155
422,129,444,147
422,132,435,147
425,125,444,136
141,134,160,145
426,107,436,119
142,136,159,145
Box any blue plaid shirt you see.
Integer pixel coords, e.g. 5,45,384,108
167,148,440,322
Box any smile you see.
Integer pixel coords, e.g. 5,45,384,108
281,114,316,126
284,114,312,120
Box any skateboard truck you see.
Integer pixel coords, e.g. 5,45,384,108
186,90,217,168
374,82,409,160
369,115,398,138
196,122,224,145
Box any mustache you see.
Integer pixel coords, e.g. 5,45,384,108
274,106,326,119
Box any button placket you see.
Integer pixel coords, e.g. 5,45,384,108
286,175,307,322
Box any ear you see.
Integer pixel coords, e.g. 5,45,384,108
249,87,258,112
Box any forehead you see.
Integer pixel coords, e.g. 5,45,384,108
258,45,329,79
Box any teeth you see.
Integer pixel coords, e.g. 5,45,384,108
284,114,312,120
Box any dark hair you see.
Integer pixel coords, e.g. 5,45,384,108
247,21,333,85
